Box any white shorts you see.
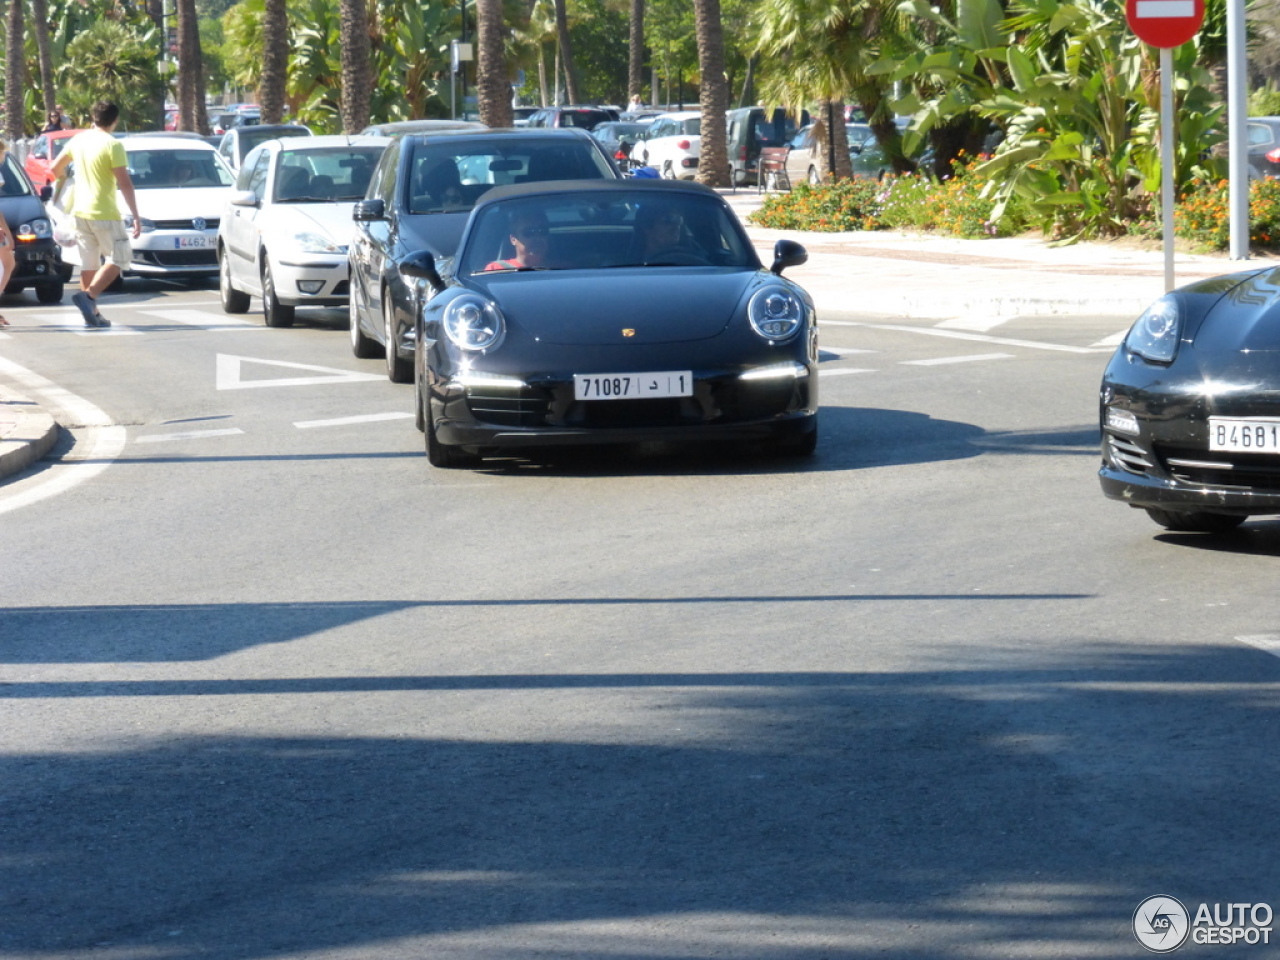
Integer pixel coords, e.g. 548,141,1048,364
75,218,132,271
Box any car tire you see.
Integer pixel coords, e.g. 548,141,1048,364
261,260,294,328
1144,508,1246,533
384,294,412,383
35,281,63,304
349,290,381,359
219,249,250,314
422,385,479,469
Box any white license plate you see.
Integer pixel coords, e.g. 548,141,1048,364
175,235,214,249
574,371,693,400
1208,417,1280,453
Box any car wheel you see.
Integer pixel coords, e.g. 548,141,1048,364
384,293,412,383
349,288,381,359
261,259,294,328
34,281,63,304
422,383,479,469
219,248,250,314
808,166,821,187
1144,508,1246,533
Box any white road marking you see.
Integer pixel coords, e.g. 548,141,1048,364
134,428,246,444
141,308,259,327
1237,635,1280,658
901,353,1014,366
1092,330,1128,348
58,322,143,336
821,346,877,356
294,412,414,429
819,368,876,377
823,320,1113,354
216,354,385,390
0,355,126,515
934,315,1012,332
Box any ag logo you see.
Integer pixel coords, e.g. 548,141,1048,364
1134,895,1190,952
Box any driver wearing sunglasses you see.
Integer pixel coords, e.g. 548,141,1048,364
484,210,555,271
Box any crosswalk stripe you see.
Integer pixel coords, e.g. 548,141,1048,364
934,315,1011,332
819,368,876,377
901,353,1014,366
294,412,415,429
141,308,259,327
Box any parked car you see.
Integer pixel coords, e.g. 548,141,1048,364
1099,269,1280,532
217,123,312,173
726,107,807,187
350,127,622,382
0,152,69,302
217,134,388,327
638,111,702,179
524,106,616,131
398,179,817,468
784,123,875,187
590,121,649,167
1248,117,1280,179
359,119,486,137
212,104,261,135
23,129,81,190
511,106,540,127
51,135,236,281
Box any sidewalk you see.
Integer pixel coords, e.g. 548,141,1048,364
1,191,1272,483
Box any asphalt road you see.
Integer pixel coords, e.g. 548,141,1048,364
1,279,1278,959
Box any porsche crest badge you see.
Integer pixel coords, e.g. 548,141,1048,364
622,328,636,337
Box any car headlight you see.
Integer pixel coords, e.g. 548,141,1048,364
16,218,51,241
1125,295,1181,364
124,216,156,233
442,294,505,351
748,286,805,341
292,230,345,254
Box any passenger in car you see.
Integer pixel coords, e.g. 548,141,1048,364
484,209,555,271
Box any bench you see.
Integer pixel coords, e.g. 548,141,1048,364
758,146,791,193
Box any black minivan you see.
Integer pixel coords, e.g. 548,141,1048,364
0,153,69,303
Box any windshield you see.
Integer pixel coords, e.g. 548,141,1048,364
127,149,235,189
272,146,385,202
460,190,755,274
238,128,309,157
406,140,615,215
0,154,33,197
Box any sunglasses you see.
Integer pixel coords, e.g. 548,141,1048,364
516,226,549,239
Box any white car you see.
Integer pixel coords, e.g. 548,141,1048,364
217,134,388,327
638,111,701,179
52,135,236,280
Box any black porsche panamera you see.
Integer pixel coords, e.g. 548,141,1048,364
400,179,819,468
1100,267,1280,531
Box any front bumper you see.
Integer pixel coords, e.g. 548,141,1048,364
7,239,69,288
130,229,219,276
270,252,350,307
432,364,817,450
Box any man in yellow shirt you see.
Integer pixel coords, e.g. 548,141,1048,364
51,100,141,328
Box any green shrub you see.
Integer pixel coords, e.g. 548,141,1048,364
1175,177,1280,251
751,179,886,231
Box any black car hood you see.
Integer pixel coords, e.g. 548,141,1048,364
0,194,49,228
479,269,754,345
399,211,469,259
1195,267,1280,355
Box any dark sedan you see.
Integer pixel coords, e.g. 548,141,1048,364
1100,268,1280,532
1248,117,1280,179
400,180,818,468
0,153,68,303
349,128,622,382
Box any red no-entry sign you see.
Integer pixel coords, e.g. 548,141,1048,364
1126,0,1205,48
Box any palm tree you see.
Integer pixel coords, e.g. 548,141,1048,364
692,0,730,186
6,0,26,139
59,20,163,132
339,0,372,131
628,0,645,103
176,0,209,133
31,0,57,119
476,0,512,126
553,0,579,103
260,0,288,124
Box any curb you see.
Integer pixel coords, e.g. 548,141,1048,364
0,386,59,481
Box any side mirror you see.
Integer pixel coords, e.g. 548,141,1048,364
770,238,807,276
229,189,259,207
398,249,445,293
352,198,385,222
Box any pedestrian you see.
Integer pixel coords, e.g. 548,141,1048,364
49,100,141,328
0,139,16,326
40,109,63,134
627,94,643,115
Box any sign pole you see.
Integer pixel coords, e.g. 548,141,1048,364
1161,46,1175,292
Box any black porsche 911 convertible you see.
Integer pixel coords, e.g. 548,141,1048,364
399,179,819,468
1100,267,1280,532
